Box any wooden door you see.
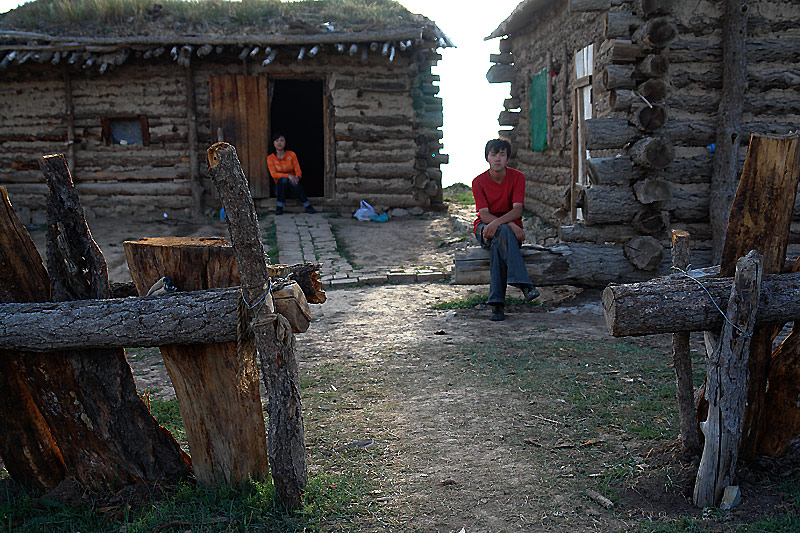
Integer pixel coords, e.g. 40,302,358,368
209,75,270,198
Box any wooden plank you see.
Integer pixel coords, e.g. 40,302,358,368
717,133,800,460
244,75,260,198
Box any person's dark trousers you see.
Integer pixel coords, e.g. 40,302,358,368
275,177,311,208
475,222,534,305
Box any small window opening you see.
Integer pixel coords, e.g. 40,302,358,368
101,115,150,146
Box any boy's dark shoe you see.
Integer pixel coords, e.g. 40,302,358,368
490,304,505,321
522,286,540,301
275,206,283,215
305,205,317,214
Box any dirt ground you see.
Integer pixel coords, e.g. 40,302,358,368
26,205,800,531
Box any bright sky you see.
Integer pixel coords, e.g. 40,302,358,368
0,0,523,186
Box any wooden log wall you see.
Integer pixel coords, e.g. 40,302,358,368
1,62,194,219
486,1,606,223
561,0,800,263
2,42,447,218
193,48,445,211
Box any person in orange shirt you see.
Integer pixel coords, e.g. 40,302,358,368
267,132,316,215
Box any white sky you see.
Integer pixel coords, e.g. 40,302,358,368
0,0,523,186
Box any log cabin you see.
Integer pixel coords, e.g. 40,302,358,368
486,0,800,273
0,0,451,220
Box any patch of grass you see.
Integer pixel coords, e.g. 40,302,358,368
329,223,356,267
262,218,279,264
0,394,382,532
431,294,542,310
0,474,377,532
1,0,418,32
431,294,485,309
443,183,473,206
148,397,186,444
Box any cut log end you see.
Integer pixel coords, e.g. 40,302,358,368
206,142,232,167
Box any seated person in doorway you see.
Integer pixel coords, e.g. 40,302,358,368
267,132,316,215
472,138,540,322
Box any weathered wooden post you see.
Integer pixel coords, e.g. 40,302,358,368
694,250,762,508
125,237,270,485
717,133,800,459
207,142,307,510
671,230,700,456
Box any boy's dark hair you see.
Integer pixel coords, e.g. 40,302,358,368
484,138,512,160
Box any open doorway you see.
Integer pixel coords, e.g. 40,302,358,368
269,79,325,198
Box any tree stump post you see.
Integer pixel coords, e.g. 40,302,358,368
671,230,700,456
694,250,762,508
0,186,67,491
124,237,270,485
207,142,307,510
39,154,192,489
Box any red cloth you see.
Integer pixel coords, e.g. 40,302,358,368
267,150,302,183
472,167,526,232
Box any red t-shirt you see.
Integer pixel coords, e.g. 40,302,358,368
472,167,526,232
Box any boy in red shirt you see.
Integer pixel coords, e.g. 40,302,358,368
472,138,539,321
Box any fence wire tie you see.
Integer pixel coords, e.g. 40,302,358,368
241,278,273,311
672,265,751,338
635,91,653,108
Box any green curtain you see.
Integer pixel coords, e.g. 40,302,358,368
529,68,548,152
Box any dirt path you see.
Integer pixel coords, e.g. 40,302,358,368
27,206,799,530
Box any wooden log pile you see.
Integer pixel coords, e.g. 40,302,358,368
561,2,678,273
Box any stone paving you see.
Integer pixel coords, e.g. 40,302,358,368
273,213,448,288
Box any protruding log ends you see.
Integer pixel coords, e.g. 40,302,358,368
624,235,664,270
632,18,678,49
632,206,669,235
638,78,667,103
631,104,668,132
637,54,668,78
604,12,643,39
630,137,675,169
633,178,671,204
639,0,675,19
603,65,635,90
487,63,515,83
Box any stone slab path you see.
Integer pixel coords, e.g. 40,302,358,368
273,213,448,288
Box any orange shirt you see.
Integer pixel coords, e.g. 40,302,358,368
266,151,302,183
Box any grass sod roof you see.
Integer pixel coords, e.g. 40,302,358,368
0,0,452,45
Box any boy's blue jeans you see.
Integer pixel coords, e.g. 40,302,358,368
475,222,534,305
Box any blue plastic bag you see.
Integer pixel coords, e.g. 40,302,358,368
353,200,377,221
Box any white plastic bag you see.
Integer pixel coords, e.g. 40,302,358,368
353,200,377,221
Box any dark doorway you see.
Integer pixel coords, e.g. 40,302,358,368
269,79,325,198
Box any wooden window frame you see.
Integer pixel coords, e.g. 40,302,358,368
101,114,150,147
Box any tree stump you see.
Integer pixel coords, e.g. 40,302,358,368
39,154,191,490
125,237,269,485
0,186,66,491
